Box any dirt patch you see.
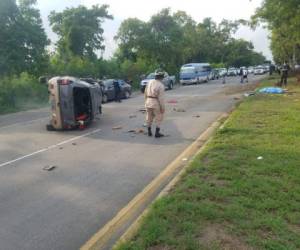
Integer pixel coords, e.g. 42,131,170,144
199,224,252,250
288,224,300,235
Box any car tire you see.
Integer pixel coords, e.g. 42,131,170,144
46,124,55,131
102,94,108,103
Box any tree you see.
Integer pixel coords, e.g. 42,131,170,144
0,0,49,76
252,0,300,64
49,5,113,61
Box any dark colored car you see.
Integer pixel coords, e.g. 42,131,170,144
100,79,132,103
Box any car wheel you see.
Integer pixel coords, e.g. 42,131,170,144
46,124,55,131
102,94,108,103
168,81,174,90
125,91,131,99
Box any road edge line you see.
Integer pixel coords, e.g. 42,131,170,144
81,113,229,250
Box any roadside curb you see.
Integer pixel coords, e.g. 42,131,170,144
81,112,230,250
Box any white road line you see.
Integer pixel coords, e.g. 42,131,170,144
0,128,102,168
0,117,49,130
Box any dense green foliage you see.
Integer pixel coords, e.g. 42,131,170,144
0,0,49,76
0,72,48,114
253,0,300,64
115,10,266,74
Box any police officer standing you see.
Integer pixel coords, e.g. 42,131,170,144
144,70,165,138
113,80,121,102
280,62,290,87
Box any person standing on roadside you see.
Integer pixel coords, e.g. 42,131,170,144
144,70,165,138
280,62,290,87
113,80,122,102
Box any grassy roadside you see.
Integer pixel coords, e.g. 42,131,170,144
116,76,300,250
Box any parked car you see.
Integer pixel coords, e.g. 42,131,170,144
218,68,227,77
227,68,237,76
247,66,254,74
44,76,102,131
254,66,265,75
140,72,175,93
209,69,220,80
101,79,132,103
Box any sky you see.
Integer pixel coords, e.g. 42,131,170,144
37,0,272,60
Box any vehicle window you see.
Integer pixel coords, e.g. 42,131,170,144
103,80,114,88
146,73,155,79
180,67,195,74
199,66,211,72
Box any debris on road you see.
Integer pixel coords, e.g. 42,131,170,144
233,97,241,100
167,99,178,104
129,115,137,119
43,165,57,171
173,108,186,112
193,115,201,118
244,92,255,97
59,147,63,150
127,128,145,134
72,142,77,146
112,126,123,130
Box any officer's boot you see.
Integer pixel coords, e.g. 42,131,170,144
148,127,152,137
155,127,164,138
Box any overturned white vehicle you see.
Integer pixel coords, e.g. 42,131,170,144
45,76,102,131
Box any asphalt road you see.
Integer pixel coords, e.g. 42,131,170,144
0,75,263,250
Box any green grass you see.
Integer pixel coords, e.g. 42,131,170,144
116,77,300,250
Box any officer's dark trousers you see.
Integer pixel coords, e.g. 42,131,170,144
281,74,288,87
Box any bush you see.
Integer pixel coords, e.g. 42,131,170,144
0,73,48,114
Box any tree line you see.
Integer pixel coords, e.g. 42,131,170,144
0,0,267,83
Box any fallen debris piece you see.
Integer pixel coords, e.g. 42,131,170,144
59,147,63,150
72,142,77,146
43,165,56,171
233,97,241,100
129,115,137,118
244,92,255,97
127,129,136,133
193,115,201,118
112,126,123,130
127,128,145,134
167,99,178,104
257,156,263,160
173,108,186,112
